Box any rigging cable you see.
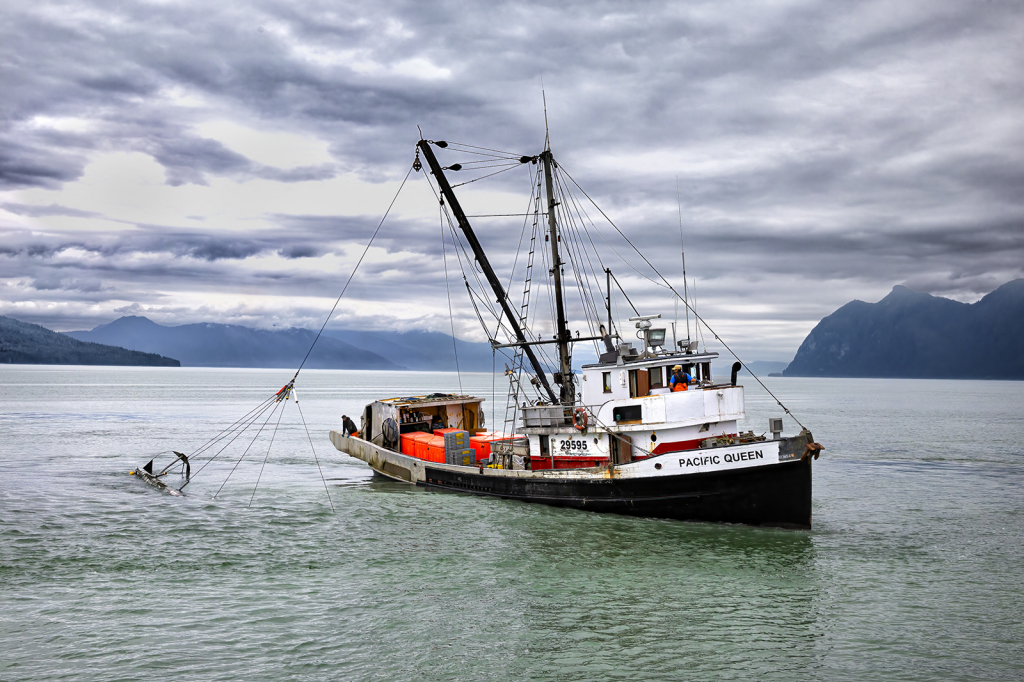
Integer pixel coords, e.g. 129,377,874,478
213,400,284,499
552,171,605,344
186,394,276,461
560,167,807,430
677,177,691,341
249,394,288,507
422,171,501,322
444,141,524,157
608,270,641,316
181,397,279,488
293,388,335,512
451,163,522,188
440,202,463,393
291,162,416,379
465,277,493,342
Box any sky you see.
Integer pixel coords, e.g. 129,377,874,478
2,0,1022,362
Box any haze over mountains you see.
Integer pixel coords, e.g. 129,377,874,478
784,279,1024,379
66,316,497,371
0,316,179,366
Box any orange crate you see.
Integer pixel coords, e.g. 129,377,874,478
400,433,420,457
425,435,446,463
401,432,435,460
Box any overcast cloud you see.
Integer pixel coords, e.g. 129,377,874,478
2,0,1022,361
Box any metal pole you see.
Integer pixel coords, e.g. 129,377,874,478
540,149,572,404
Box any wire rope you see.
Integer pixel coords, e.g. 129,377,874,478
183,397,279,486
451,164,522,188
249,397,288,507
292,162,415,379
440,202,463,393
186,395,277,460
294,390,335,512
444,141,524,157
214,400,283,499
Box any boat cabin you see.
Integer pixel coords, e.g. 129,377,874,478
580,351,719,404
361,393,486,444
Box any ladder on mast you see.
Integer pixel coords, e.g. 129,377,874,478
503,170,544,434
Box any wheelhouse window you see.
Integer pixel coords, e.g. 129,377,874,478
602,371,612,393
648,367,664,388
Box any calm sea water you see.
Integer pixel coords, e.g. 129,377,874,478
1,366,1022,681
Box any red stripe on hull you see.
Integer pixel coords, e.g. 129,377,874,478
651,434,737,456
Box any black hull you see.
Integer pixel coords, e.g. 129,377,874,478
420,458,812,529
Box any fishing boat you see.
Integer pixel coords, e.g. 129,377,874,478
330,136,822,528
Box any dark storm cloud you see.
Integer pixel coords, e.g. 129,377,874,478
0,223,331,263
0,139,89,189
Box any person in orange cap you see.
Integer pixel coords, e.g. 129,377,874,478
669,365,691,392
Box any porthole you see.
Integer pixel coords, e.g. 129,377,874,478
654,462,662,470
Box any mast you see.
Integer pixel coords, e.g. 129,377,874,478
417,139,558,404
540,149,573,404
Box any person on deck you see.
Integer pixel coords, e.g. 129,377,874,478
670,365,692,392
341,415,360,438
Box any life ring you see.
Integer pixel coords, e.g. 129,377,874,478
572,407,589,432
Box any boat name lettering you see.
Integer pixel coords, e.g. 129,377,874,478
678,450,764,468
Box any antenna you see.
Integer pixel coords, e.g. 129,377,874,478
542,83,550,151
677,177,691,342
693,278,706,352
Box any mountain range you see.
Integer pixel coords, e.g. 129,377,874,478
783,279,1024,379
65,316,498,371
1,316,179,366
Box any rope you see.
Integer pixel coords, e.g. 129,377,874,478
186,395,276,460
163,160,415,503
181,397,278,488
214,400,283,498
294,389,335,512
292,162,415,379
444,141,524,157
451,163,521,188
440,203,463,393
608,270,641,316
249,396,288,507
466,277,492,341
